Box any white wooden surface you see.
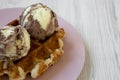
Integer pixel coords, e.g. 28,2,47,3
0,0,120,80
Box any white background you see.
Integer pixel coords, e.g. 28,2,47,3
0,0,120,80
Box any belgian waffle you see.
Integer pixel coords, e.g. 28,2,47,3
0,19,65,80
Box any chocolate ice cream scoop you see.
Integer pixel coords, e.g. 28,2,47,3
0,25,30,61
20,3,58,40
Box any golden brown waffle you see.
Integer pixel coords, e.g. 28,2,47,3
0,20,65,80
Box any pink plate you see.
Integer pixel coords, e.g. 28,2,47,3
0,8,85,80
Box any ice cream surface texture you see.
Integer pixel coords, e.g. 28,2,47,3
0,25,30,61
20,3,58,40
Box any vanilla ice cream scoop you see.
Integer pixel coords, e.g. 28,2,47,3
0,25,30,61
20,3,58,40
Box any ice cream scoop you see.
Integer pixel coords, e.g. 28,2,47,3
0,25,30,61
20,3,58,40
